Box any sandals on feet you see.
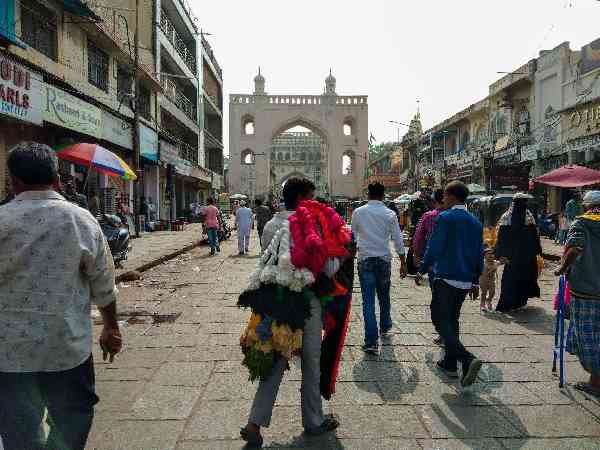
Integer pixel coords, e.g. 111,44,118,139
240,425,263,448
574,382,600,398
305,414,340,436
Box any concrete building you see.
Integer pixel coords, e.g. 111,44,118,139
364,142,404,198
0,0,224,222
0,0,161,211
229,70,368,200
154,0,222,220
414,38,600,212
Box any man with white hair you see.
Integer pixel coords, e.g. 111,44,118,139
556,190,600,398
236,200,254,255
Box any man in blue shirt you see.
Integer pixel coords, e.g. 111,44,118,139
418,181,484,387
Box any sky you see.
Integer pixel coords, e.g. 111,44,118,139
191,0,600,156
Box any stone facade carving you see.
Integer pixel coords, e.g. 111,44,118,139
229,70,368,199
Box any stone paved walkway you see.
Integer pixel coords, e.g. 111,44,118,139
87,230,600,450
115,224,203,278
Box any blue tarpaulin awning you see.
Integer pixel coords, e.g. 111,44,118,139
61,0,101,21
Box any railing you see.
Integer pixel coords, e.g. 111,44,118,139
178,141,198,166
204,128,223,149
161,76,197,123
201,35,223,80
229,94,368,105
160,9,196,74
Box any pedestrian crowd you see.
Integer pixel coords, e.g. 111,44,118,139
1,141,599,450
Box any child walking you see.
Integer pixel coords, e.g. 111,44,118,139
479,247,498,312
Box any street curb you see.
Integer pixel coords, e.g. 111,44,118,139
115,240,203,282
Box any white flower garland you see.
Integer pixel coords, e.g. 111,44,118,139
246,220,314,292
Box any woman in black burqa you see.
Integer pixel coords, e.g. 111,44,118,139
495,194,542,312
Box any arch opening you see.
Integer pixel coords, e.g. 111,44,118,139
242,115,255,136
241,149,255,165
269,120,329,196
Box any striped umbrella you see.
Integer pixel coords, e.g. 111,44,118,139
56,143,137,180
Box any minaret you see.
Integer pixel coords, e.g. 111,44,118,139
254,67,266,95
324,69,337,95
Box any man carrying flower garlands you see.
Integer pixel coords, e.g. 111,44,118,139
238,177,353,447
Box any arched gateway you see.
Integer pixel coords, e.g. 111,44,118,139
229,69,368,200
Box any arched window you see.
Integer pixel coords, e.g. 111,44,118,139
342,151,355,175
278,152,283,160
343,117,355,136
242,115,255,136
241,149,255,165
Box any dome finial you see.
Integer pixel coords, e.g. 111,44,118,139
324,69,337,95
254,67,266,95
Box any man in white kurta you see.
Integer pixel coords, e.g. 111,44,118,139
236,201,254,255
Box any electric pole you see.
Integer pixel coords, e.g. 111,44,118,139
131,0,143,237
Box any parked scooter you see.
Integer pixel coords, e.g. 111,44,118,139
538,213,557,240
99,213,131,267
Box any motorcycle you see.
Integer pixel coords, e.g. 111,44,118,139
538,213,557,240
98,213,131,267
201,211,232,245
218,211,232,241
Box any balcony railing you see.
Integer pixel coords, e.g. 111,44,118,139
201,35,223,79
178,141,198,166
161,76,197,123
160,9,196,74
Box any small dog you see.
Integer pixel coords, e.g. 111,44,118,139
478,248,498,312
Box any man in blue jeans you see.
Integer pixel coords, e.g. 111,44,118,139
418,181,484,387
352,182,407,354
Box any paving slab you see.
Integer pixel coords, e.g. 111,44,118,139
415,404,525,438
417,438,506,450
500,438,600,449
334,405,428,439
131,384,203,420
501,405,600,437
86,418,185,450
151,362,214,387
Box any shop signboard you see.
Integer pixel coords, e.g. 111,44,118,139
102,111,132,149
159,139,179,166
43,84,101,135
0,56,43,125
566,134,600,154
563,100,600,142
139,123,158,161
521,144,539,162
494,145,517,160
159,139,191,176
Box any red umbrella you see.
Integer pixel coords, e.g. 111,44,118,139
534,165,600,188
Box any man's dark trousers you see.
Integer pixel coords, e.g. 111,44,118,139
431,280,474,370
0,355,98,450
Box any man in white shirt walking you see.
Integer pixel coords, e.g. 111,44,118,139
352,182,407,354
235,200,254,255
0,142,122,450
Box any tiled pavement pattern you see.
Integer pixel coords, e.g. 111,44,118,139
87,231,600,450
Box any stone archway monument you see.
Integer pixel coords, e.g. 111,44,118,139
229,69,368,200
